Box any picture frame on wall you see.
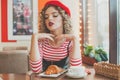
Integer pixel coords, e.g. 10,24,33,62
7,0,38,40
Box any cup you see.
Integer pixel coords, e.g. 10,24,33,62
66,66,87,78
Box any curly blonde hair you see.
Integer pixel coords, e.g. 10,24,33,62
38,5,73,34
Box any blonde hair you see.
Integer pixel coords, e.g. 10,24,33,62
38,5,73,34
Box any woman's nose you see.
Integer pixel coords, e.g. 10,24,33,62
48,15,53,20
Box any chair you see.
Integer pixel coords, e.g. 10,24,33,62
0,46,30,73
2,46,28,51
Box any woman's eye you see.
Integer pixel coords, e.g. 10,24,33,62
44,13,59,19
44,15,49,19
53,14,58,17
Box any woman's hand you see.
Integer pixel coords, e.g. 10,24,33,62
55,34,75,41
34,33,55,42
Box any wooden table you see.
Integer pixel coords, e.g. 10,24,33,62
31,68,113,80
0,65,114,80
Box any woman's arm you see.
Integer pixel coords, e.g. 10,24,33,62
55,34,75,41
69,36,91,74
29,33,55,73
29,34,42,73
30,34,40,61
69,35,82,66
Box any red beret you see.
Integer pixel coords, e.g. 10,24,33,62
45,0,71,16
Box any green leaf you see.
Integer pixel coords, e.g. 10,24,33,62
84,45,93,56
95,54,102,62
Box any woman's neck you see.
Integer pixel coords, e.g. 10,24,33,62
49,28,65,47
50,28,63,36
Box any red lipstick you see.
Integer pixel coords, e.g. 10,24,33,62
49,22,54,26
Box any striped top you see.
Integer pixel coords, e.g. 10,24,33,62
30,39,82,73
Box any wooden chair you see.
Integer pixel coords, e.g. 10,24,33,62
0,46,30,73
2,46,28,51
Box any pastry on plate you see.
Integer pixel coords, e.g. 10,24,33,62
45,65,63,75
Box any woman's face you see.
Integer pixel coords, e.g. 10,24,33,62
44,6,63,31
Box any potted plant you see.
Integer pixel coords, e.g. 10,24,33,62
82,43,108,65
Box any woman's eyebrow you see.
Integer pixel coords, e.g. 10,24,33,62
52,12,59,14
45,11,59,15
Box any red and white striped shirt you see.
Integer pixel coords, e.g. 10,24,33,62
30,39,82,73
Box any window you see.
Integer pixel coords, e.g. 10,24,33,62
82,0,109,61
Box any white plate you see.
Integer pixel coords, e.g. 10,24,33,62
37,69,68,78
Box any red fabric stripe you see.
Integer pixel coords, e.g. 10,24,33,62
30,59,41,65
70,59,82,66
43,44,67,53
70,58,82,62
70,61,82,66
70,60,82,64
30,62,42,68
32,68,41,73
43,52,67,58
1,0,16,42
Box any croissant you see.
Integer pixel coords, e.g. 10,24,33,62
45,65,63,75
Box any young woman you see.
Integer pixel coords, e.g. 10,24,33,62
29,1,82,73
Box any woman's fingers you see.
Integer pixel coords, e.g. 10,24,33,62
45,34,55,41
46,35,54,42
37,33,55,42
55,34,64,41
63,34,75,41
36,33,74,42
